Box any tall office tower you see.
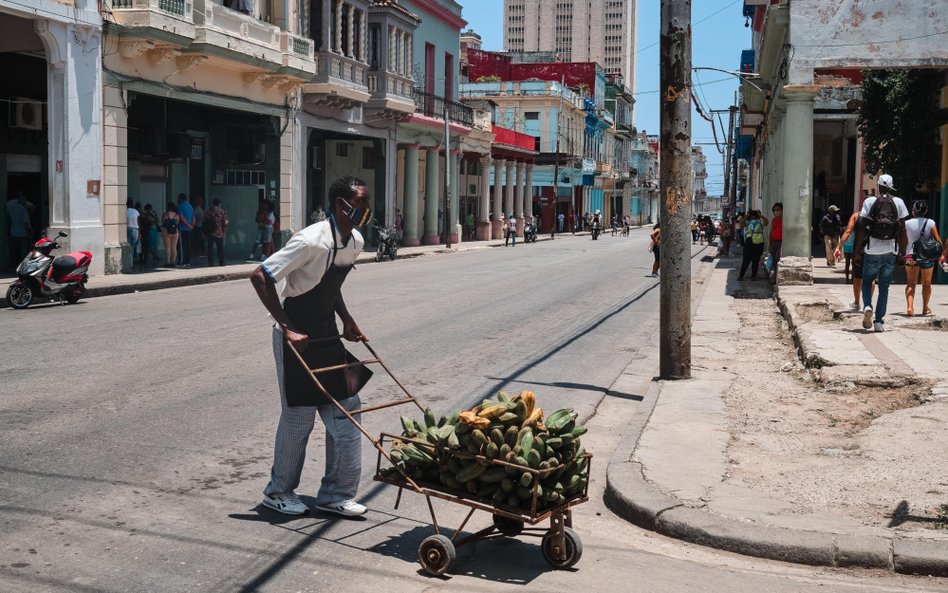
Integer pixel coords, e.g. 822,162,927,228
503,0,638,92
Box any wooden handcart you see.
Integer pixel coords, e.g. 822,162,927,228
287,337,590,576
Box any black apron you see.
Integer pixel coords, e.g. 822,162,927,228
282,219,364,407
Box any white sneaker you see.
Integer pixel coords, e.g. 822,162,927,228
849,301,859,311
862,306,874,330
874,321,884,333
261,491,308,515
315,499,367,517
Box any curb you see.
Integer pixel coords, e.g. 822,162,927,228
604,381,948,575
1,233,569,308
604,288,948,576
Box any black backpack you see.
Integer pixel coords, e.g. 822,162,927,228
913,219,943,262
865,195,899,241
203,210,217,236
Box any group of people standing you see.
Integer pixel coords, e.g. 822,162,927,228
736,203,783,281
126,193,229,268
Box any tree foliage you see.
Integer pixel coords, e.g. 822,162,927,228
857,69,941,196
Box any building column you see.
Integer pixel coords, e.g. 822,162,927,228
334,0,343,53
492,158,504,239
504,159,515,229
360,9,367,62
525,163,534,223
345,3,355,59
423,147,440,245
42,21,105,275
780,86,818,260
397,29,405,74
450,150,461,243
406,35,412,76
103,83,129,273
477,155,491,240
402,144,421,246
387,25,395,72
514,161,525,236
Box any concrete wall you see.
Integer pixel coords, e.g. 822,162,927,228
789,0,948,83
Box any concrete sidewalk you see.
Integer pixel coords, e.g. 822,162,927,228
605,254,948,577
0,233,567,308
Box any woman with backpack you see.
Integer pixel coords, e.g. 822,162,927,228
161,202,180,267
738,210,767,280
904,200,943,317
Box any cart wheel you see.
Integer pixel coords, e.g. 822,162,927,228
419,534,456,576
492,514,524,536
541,526,582,569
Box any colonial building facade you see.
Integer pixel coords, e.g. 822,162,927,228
1,0,104,273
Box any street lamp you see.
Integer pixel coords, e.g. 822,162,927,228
692,66,767,97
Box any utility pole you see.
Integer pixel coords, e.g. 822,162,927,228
659,0,692,380
723,104,736,214
730,93,739,214
444,106,452,248
551,137,559,238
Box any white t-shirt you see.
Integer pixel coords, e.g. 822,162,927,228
859,195,909,255
904,217,935,256
127,207,140,229
261,220,363,298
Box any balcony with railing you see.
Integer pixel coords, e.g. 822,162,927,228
192,0,283,69
366,71,415,115
281,31,316,76
109,0,195,44
412,89,474,127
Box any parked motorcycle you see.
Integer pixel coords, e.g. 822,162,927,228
374,223,399,262
523,220,537,243
6,232,92,309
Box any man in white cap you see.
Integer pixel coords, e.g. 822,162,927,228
853,174,908,332
819,204,843,267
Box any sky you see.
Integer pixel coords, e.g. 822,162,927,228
460,0,751,198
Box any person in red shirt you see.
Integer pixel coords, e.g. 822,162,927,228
769,202,783,278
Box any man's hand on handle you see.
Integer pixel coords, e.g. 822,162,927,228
285,328,310,352
342,318,366,342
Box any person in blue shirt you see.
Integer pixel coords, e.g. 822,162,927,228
176,193,195,267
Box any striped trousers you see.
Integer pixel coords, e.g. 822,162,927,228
266,326,363,505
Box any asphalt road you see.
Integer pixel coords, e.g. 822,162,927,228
0,230,941,593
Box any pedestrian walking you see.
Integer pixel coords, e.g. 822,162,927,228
505,213,517,247
834,210,867,309
263,201,276,259
250,200,269,260
176,193,195,268
854,174,909,332
735,211,746,246
249,175,372,517
204,198,229,267
719,216,733,257
611,213,618,236
126,199,140,265
767,202,782,280
690,218,699,244
648,223,661,277
819,205,843,268
161,202,180,267
558,211,565,232
738,211,766,280
904,200,942,317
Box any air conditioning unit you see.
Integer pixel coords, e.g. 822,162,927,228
9,98,42,130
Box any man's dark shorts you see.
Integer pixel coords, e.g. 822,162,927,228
852,260,863,280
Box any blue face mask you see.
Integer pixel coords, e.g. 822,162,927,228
341,198,371,227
